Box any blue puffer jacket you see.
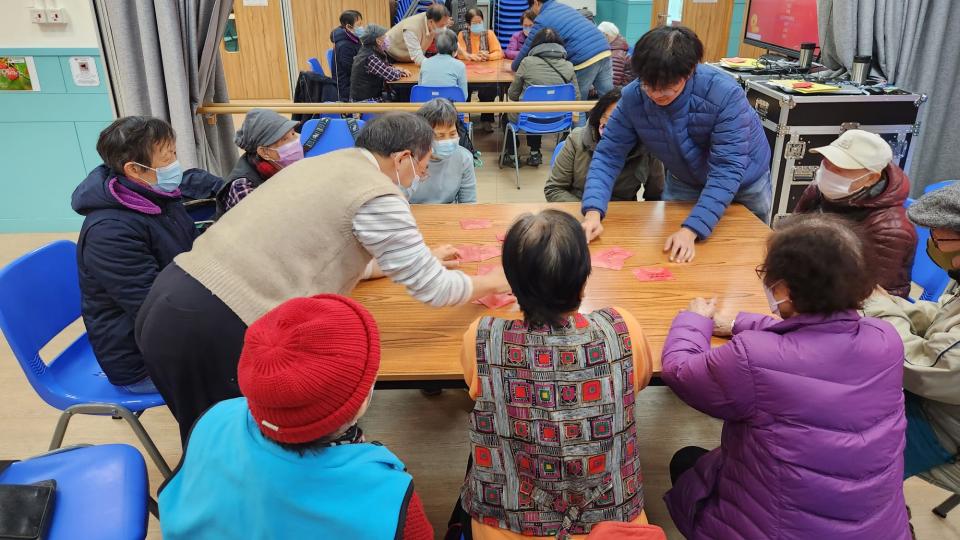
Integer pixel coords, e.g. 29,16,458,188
581,64,770,238
72,165,206,385
510,0,609,72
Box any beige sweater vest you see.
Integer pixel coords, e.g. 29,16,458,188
175,148,401,324
385,12,432,62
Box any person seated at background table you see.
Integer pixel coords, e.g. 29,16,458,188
445,0,477,34
662,213,911,540
135,112,510,444
385,3,450,65
448,209,654,540
409,98,476,204
505,10,535,60
351,24,412,102
580,26,771,264
457,8,503,133
215,109,302,217
72,116,212,394
418,28,468,104
503,28,580,168
545,88,662,202
597,21,634,88
862,182,960,500
330,9,364,101
159,294,433,540
794,129,916,298
513,0,613,106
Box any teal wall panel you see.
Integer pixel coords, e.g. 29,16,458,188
75,121,113,173
728,0,748,57
594,0,652,46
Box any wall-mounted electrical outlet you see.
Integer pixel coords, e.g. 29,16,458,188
29,8,47,24
46,8,66,24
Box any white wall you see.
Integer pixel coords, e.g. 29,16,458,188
0,0,99,48
558,0,597,13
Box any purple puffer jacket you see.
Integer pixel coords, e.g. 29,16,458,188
661,310,911,540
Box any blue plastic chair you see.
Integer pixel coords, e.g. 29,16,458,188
906,181,959,302
326,48,335,78
0,445,148,540
410,85,467,103
550,138,566,167
299,118,366,157
924,180,958,194
308,57,324,76
500,83,577,188
0,241,171,478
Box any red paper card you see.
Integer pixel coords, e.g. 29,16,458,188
792,81,813,88
469,67,495,74
460,218,494,230
475,264,496,276
456,244,502,262
632,267,675,282
592,247,634,270
495,231,506,242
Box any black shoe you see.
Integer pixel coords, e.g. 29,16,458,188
478,121,495,134
526,150,543,167
500,154,520,168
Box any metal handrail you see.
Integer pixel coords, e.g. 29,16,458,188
196,101,596,116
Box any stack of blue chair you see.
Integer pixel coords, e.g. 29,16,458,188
397,0,435,22
493,0,528,49
394,0,414,24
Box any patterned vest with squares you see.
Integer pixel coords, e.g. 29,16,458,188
462,308,643,538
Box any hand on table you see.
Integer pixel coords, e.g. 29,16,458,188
465,53,482,62
581,211,604,243
432,244,462,269
399,68,412,77
664,227,698,263
688,297,717,319
479,51,490,61
712,311,735,337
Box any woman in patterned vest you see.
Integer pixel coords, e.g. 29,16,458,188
453,209,655,540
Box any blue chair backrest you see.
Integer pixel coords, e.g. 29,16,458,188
906,181,958,301
0,241,81,389
326,48,335,77
924,180,957,194
308,57,324,76
551,139,566,167
517,84,577,133
299,118,366,157
410,85,466,103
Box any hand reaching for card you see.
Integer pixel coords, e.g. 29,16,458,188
687,297,717,319
713,312,735,337
432,244,461,269
664,227,698,263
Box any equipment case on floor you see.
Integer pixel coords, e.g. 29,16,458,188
744,80,925,223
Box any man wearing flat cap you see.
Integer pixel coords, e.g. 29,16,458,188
215,108,303,217
863,181,960,498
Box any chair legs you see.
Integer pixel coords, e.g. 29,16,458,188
933,493,960,518
49,403,172,479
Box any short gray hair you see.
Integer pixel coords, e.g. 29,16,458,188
361,24,387,47
597,21,619,39
435,28,458,56
356,112,434,160
417,98,459,128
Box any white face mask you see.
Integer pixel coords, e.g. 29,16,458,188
764,281,788,317
394,154,422,199
814,164,870,200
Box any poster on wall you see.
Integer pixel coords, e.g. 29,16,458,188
0,56,40,92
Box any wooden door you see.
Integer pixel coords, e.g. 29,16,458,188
681,0,735,62
220,2,290,100
651,0,670,29
290,0,391,77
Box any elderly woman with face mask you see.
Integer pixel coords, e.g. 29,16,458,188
215,109,303,217
135,112,509,444
795,129,917,298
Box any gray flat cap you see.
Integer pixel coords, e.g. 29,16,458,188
908,181,960,230
235,109,298,153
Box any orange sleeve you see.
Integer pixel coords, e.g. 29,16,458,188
457,32,469,56
486,31,503,60
460,318,482,399
614,306,653,392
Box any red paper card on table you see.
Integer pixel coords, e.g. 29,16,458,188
456,244,502,262
632,267,675,282
474,293,516,309
460,218,494,230
592,247,634,270
469,67,495,74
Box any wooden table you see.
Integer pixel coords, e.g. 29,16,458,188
353,202,772,388
391,58,515,85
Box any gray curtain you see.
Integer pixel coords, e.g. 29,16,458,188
96,0,236,176
818,0,960,194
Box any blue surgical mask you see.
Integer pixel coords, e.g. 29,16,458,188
134,160,183,193
470,23,485,35
522,26,532,36
431,138,459,160
354,25,366,38
395,155,422,199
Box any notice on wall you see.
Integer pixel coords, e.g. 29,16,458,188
243,0,268,5
0,56,40,92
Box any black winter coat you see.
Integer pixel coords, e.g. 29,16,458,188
330,26,361,101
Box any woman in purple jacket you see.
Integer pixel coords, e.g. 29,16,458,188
504,10,535,60
661,213,912,539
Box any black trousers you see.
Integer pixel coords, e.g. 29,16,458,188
473,85,497,123
670,446,710,485
135,263,247,445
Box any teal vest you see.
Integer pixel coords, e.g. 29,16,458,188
159,397,413,540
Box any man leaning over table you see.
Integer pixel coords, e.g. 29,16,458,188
385,3,451,65
580,26,771,264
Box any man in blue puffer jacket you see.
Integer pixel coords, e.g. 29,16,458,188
512,0,613,101
581,26,771,263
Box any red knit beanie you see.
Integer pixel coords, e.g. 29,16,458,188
237,294,380,443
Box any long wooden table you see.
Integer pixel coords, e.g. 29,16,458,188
391,58,514,85
353,202,771,388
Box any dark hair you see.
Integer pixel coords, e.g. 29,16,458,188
760,214,876,314
588,88,621,141
96,116,176,173
425,4,449,21
356,112,434,160
502,210,591,327
340,10,362,27
521,9,536,24
529,27,564,50
631,26,703,89
466,7,484,22
527,0,549,7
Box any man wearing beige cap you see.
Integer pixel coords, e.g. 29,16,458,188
795,129,917,298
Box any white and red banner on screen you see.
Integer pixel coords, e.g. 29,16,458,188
745,0,819,52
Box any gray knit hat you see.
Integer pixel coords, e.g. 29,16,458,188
907,182,960,230
234,109,298,153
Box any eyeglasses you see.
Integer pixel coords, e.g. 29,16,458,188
755,265,767,281
640,79,686,99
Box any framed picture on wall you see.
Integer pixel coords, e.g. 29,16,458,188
0,56,40,92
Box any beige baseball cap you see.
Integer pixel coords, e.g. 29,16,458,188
811,130,893,172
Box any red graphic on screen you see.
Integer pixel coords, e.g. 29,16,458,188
745,0,819,52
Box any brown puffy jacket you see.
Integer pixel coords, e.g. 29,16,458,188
795,163,917,298
609,36,635,87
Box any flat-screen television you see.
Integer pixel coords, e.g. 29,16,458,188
743,0,820,58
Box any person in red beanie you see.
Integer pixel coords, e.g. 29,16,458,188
158,294,433,540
